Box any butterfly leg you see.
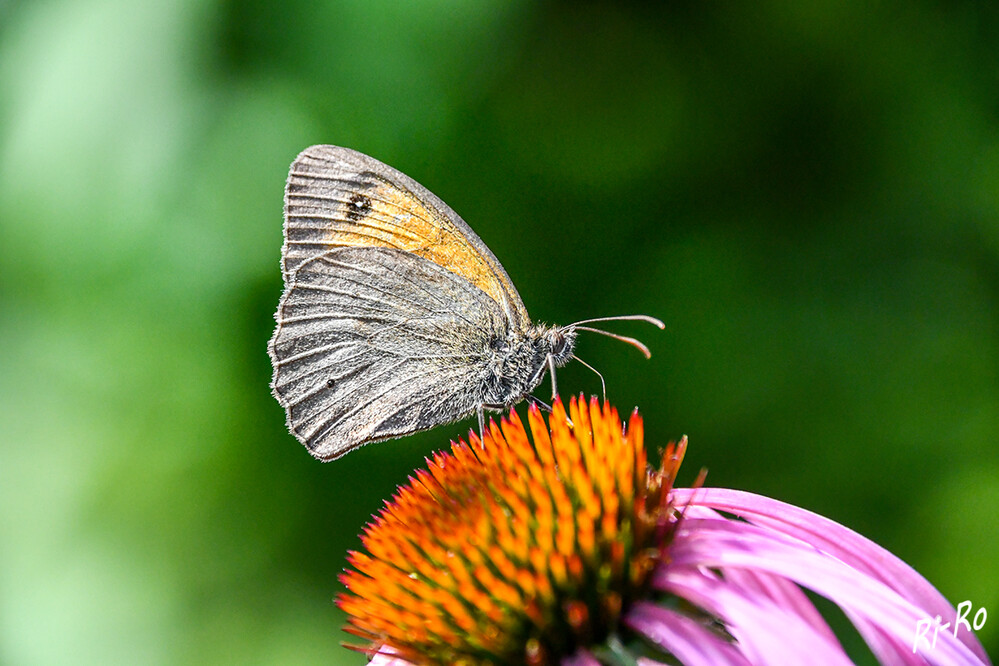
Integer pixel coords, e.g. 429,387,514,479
476,403,508,448
548,354,558,399
526,389,572,428
477,405,485,448
526,395,553,413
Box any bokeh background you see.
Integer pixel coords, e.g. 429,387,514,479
1,1,997,664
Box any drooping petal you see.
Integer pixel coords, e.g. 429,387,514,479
662,565,855,666
673,487,991,664
673,489,956,617
721,566,839,644
561,648,604,666
661,517,987,666
624,601,752,666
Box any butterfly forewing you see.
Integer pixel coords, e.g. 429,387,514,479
269,246,508,460
282,145,529,330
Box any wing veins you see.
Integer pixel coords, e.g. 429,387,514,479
299,358,413,440
287,173,441,225
287,180,481,253
315,255,480,328
278,312,394,325
282,351,376,408
289,281,416,312
303,362,445,444
273,341,354,367
309,265,439,316
368,325,487,359
286,211,425,245
287,172,444,230
290,189,432,224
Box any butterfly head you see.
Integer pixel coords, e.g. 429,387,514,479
535,324,578,369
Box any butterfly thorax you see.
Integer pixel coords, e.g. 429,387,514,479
482,325,577,407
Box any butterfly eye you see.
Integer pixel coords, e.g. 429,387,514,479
551,335,567,356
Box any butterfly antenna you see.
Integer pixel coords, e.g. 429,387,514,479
574,326,654,359
572,355,606,401
569,314,665,329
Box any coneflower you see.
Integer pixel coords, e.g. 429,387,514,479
338,397,990,666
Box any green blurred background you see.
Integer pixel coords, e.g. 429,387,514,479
1,1,997,663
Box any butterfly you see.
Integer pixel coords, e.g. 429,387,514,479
268,145,662,460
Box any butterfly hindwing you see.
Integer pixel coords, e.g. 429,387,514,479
269,246,508,460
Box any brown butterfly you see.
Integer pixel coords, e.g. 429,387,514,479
268,146,662,460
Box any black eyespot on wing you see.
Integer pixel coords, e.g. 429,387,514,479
346,193,372,222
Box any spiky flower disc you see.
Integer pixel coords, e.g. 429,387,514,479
338,396,685,664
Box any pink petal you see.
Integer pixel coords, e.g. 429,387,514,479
561,649,603,666
368,651,412,666
671,502,913,663
724,566,841,643
662,565,856,665
672,487,990,664
663,517,988,665
624,601,752,666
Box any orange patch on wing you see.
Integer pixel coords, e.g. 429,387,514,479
325,180,515,311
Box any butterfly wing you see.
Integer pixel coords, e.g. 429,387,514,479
269,246,507,460
282,145,530,331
